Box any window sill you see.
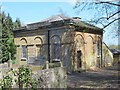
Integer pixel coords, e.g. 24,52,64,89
21,58,27,61
97,55,100,58
52,59,60,62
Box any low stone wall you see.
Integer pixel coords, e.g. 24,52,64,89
0,63,8,79
0,61,12,79
32,67,67,88
0,61,67,88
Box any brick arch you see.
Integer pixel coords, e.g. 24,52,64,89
75,34,84,50
20,38,27,45
34,37,43,45
88,35,94,44
75,34,84,39
50,35,61,44
75,34,85,44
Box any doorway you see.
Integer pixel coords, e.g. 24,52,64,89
77,50,82,68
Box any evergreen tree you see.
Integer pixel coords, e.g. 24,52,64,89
0,12,2,63
1,12,21,63
13,18,21,29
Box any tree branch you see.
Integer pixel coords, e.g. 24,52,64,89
103,18,120,29
96,2,120,7
107,11,120,20
81,2,88,11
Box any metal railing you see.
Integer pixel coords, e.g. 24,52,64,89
27,57,47,66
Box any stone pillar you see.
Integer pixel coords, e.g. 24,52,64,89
60,61,63,67
45,61,49,69
8,53,12,68
4,63,8,68
8,60,12,68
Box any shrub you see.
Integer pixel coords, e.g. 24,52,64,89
0,66,38,89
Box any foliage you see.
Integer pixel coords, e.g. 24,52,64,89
74,0,120,36
13,18,21,29
0,12,21,63
43,62,61,69
0,66,38,89
0,74,13,89
109,45,120,49
49,62,61,68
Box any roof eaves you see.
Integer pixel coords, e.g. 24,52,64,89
72,21,103,31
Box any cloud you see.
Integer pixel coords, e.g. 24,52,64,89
68,0,77,5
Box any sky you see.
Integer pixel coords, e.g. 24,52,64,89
1,1,119,46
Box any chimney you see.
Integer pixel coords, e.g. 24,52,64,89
73,17,81,20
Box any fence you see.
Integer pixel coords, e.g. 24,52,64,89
27,57,47,66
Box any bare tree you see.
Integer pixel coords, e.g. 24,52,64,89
74,0,120,29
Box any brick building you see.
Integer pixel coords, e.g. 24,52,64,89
13,15,103,71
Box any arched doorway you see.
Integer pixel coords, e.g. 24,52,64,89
77,50,82,68
75,34,84,69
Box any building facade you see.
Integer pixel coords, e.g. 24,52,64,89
13,15,103,71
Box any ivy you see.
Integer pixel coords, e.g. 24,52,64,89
0,66,38,89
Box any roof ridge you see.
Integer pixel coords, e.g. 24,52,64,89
28,14,71,25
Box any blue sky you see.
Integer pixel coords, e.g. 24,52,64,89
2,2,79,24
1,2,118,45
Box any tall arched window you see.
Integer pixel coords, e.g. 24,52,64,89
87,36,94,67
20,38,27,60
88,36,94,54
34,37,43,57
50,35,61,61
75,34,84,51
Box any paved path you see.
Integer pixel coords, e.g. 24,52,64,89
67,64,120,89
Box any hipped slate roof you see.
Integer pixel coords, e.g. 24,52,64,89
13,14,103,32
110,49,120,55
40,14,71,22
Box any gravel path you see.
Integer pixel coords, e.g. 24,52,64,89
67,64,120,89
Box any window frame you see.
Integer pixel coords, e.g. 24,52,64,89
50,35,61,62
21,45,27,61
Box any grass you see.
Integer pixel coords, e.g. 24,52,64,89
30,65,43,71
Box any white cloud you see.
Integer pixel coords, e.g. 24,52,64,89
68,0,77,5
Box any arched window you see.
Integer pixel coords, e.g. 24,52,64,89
75,34,84,50
88,36,94,54
20,38,27,59
50,35,61,61
34,37,43,45
34,37,43,57
20,38,27,45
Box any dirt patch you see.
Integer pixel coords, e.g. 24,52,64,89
67,64,120,89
